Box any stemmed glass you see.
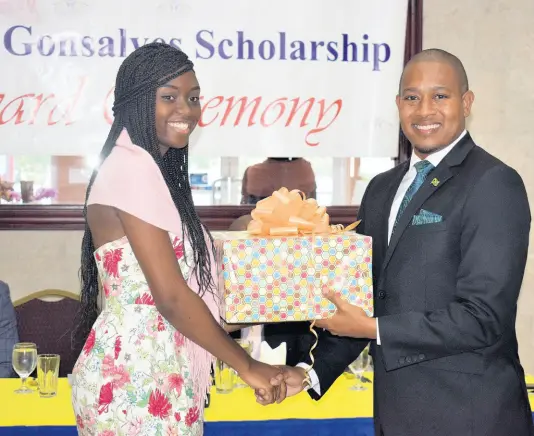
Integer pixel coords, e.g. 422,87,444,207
348,346,370,391
12,342,37,394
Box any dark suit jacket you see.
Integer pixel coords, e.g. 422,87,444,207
0,281,19,378
305,133,533,436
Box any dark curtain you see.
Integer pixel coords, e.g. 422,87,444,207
396,0,423,164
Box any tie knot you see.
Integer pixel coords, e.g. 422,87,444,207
414,160,434,175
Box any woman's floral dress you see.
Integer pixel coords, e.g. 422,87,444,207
72,234,204,436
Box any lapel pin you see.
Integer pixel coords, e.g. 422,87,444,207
431,178,440,187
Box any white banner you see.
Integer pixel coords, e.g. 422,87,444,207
0,0,407,157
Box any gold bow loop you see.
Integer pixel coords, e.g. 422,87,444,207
247,187,360,236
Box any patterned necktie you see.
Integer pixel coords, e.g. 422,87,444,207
392,160,435,232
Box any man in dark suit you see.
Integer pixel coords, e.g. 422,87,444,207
0,281,19,377
273,49,533,436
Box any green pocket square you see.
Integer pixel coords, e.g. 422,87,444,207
412,209,443,226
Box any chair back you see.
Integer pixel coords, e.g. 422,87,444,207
14,290,82,377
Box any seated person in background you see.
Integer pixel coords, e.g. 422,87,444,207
227,214,315,366
0,281,19,377
241,157,316,204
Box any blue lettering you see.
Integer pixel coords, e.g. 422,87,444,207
373,43,390,71
98,36,115,57
362,34,369,62
59,38,77,56
196,30,215,59
169,38,182,50
310,41,324,61
342,34,357,62
37,35,54,56
119,28,127,57
3,25,32,56
1,26,385,68
258,40,274,60
81,36,94,57
130,37,149,50
237,31,254,60
289,41,305,60
326,41,338,61
218,39,232,60
278,32,286,60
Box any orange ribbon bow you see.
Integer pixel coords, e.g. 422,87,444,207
247,187,360,236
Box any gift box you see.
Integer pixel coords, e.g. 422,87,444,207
213,188,373,323
214,232,373,323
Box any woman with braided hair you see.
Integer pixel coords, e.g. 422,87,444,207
71,42,285,435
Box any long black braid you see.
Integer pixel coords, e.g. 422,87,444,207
73,42,216,347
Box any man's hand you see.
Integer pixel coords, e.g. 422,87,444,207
315,287,376,339
279,366,307,397
239,360,286,404
255,365,307,405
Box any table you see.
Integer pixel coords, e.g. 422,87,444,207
1,374,532,435
1,373,373,436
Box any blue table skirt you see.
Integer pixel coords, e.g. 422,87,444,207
0,418,374,436
4,415,534,436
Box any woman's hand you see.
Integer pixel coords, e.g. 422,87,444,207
238,360,287,404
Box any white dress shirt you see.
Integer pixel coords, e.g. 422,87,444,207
301,130,467,395
386,130,467,244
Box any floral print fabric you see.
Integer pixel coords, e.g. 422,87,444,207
72,234,204,436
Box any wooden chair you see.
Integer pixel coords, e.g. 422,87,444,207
14,290,82,377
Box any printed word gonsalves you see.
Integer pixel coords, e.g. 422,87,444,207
2,26,391,70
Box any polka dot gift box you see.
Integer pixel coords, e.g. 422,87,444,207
213,231,374,323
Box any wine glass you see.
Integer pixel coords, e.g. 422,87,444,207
348,347,370,391
12,342,37,394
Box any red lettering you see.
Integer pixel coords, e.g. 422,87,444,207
0,94,35,125
221,97,261,126
0,85,343,147
286,98,315,127
198,96,224,127
61,76,88,125
47,105,61,126
28,94,56,125
305,99,343,146
0,77,88,126
260,98,287,127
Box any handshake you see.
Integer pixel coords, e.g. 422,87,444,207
237,361,309,405
231,287,376,405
